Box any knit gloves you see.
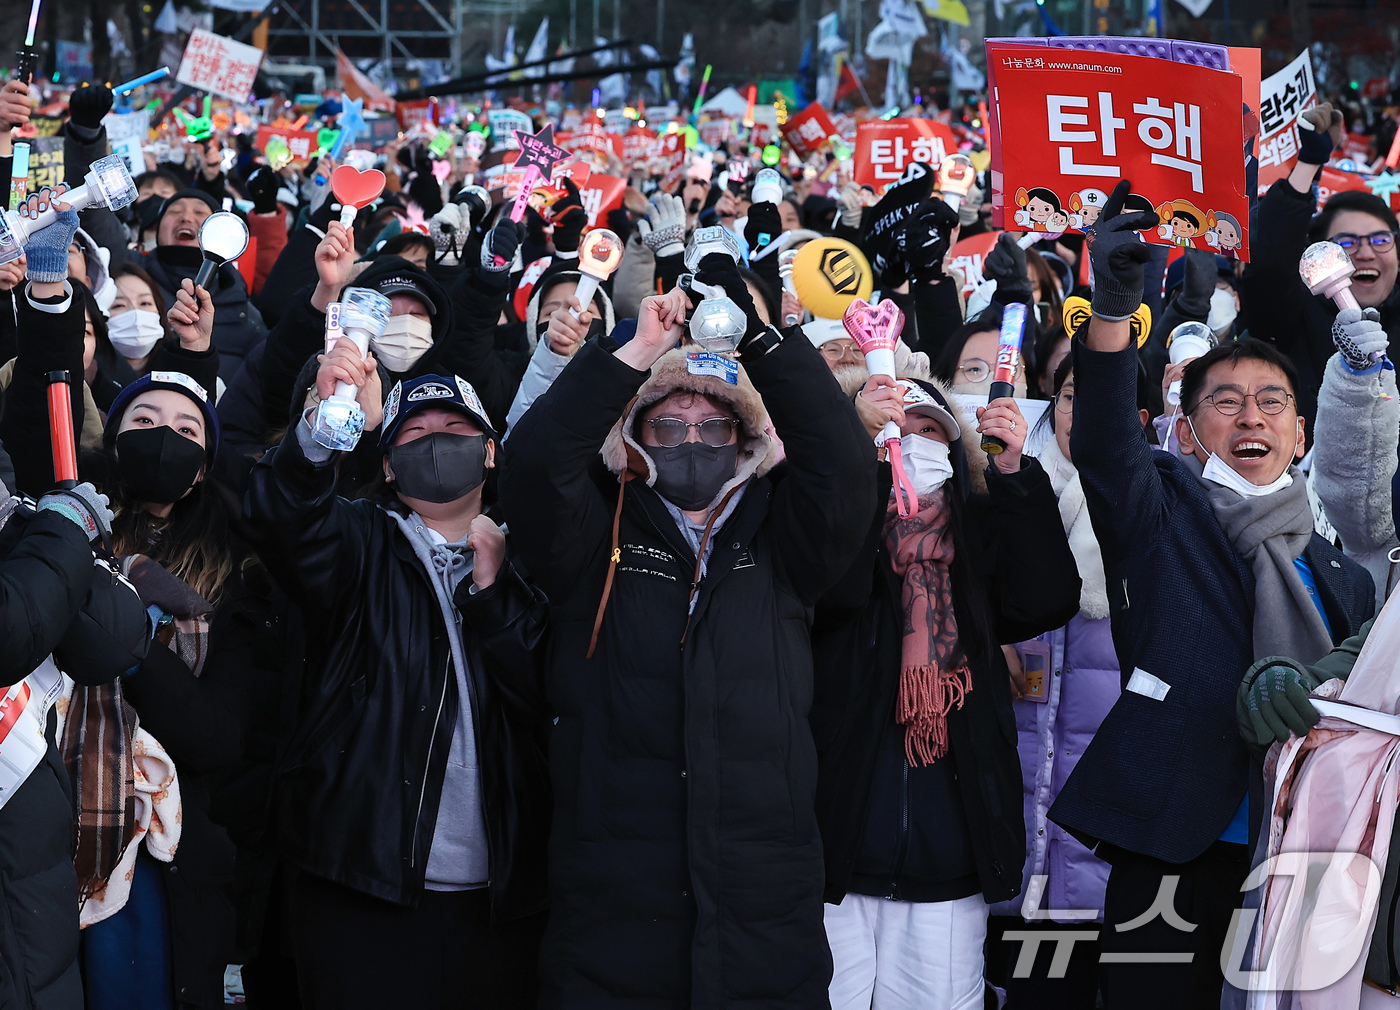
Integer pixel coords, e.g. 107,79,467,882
22,198,80,284
1332,306,1388,371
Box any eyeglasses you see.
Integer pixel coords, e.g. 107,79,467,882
1330,230,1397,253
1196,386,1295,416
646,416,739,447
957,358,992,383
1054,388,1075,414
820,340,865,362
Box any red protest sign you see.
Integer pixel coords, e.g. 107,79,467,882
578,173,627,228
623,127,658,163
396,99,439,130
1317,166,1400,213
557,122,617,166
658,133,687,193
947,230,1001,298
255,125,322,164
986,41,1249,260
852,119,958,191
482,153,587,205
699,117,733,149
782,103,838,158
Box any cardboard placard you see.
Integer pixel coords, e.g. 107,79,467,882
947,229,1001,298
853,119,959,190
1256,49,1317,191
396,98,439,131
658,132,687,193
175,28,263,102
986,40,1249,260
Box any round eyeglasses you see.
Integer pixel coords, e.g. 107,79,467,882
646,416,739,447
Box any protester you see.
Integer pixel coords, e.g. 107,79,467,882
1241,101,1400,435
500,264,874,1003
1053,180,1376,1010
141,189,267,381
812,368,1079,1008
246,361,550,1008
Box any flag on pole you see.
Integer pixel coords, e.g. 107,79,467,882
834,57,863,104
337,49,395,112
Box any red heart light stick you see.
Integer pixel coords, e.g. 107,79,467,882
330,166,387,227
844,297,919,517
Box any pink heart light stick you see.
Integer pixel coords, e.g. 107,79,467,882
844,298,919,517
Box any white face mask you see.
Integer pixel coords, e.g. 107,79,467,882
1207,287,1238,337
107,309,164,359
900,434,954,497
370,315,434,373
1186,414,1293,498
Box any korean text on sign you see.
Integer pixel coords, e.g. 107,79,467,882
780,103,838,159
853,120,958,190
1257,49,1317,188
986,41,1248,260
175,28,264,102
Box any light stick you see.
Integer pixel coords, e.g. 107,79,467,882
844,297,918,517
113,67,169,95
568,229,624,318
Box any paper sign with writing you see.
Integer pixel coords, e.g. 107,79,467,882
853,119,958,190
698,117,733,149
176,28,263,101
782,103,838,158
1256,49,1316,191
659,133,688,193
986,41,1249,260
103,109,151,177
256,125,323,165
24,137,64,194
623,127,658,163
396,98,439,131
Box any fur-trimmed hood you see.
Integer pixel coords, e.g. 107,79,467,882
600,349,778,512
523,267,617,351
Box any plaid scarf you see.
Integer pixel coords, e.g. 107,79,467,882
884,489,972,767
60,556,211,905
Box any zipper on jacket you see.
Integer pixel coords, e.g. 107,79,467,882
889,757,910,900
410,652,452,869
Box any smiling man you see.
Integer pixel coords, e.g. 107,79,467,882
1241,101,1400,442
140,189,267,380
1048,181,1375,1010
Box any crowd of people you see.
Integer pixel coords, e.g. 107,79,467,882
4,62,1400,1010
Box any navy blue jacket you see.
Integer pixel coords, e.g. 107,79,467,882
1049,340,1374,864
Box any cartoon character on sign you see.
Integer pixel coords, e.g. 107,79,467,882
1068,188,1108,230
1013,187,1063,231
1206,211,1244,259
1156,199,1215,249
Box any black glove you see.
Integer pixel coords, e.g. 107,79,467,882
892,198,960,283
68,82,113,131
123,555,213,618
695,251,764,338
1176,248,1218,320
983,232,1034,305
481,219,525,274
744,201,783,255
1297,104,1342,167
550,178,587,254
246,166,281,215
525,205,548,252
1087,180,1160,321
606,207,633,246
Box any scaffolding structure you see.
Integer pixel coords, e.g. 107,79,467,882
265,0,532,76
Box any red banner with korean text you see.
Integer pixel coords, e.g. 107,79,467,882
699,117,734,149
623,127,658,163
852,119,959,191
255,125,322,164
396,99,439,131
986,41,1249,260
780,103,837,158
1316,166,1400,214
555,122,620,164
658,132,687,193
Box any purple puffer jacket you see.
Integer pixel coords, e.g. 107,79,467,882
989,612,1121,922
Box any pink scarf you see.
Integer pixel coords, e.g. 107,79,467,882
884,489,973,767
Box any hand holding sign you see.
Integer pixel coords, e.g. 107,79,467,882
510,124,570,223
331,165,386,227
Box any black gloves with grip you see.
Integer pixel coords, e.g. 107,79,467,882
481,219,525,274
744,201,783,255
1243,662,1321,746
1175,248,1218,321
1087,180,1159,322
246,166,281,215
695,252,765,340
983,232,1033,306
550,179,587,254
68,82,113,131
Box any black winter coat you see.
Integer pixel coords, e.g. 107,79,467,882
813,457,1081,906
0,510,150,1010
499,336,876,1009
244,431,551,915
141,250,267,382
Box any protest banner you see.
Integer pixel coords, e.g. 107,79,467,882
852,119,958,190
1317,166,1400,213
176,28,263,102
947,230,1000,298
986,40,1249,260
1256,49,1316,191
255,125,324,165
658,132,687,193
576,173,627,228
623,126,658,163
781,102,837,158
103,109,151,177
25,137,63,193
396,99,439,131
698,116,733,149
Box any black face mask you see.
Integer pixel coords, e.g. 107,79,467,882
115,426,206,505
387,432,487,504
155,244,204,270
651,441,740,511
